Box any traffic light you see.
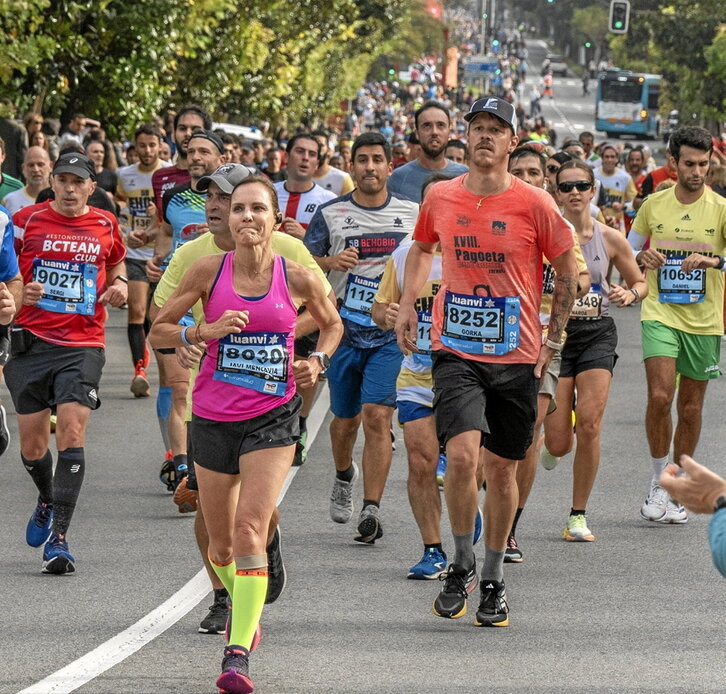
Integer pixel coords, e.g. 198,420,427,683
388,68,395,76
584,41,592,48
609,0,630,33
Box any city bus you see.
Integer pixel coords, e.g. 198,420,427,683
595,69,661,138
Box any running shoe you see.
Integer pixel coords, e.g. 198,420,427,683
265,526,286,604
473,507,484,546
329,461,358,524
199,588,230,634
640,480,668,522
658,498,688,524
216,645,253,694
354,504,383,544
142,343,151,369
504,533,523,563
42,534,75,574
390,427,396,451
540,438,561,471
26,497,54,547
474,578,509,627
292,429,308,467
563,514,595,542
436,453,447,488
173,474,197,513
159,452,175,492
0,404,9,457
432,562,477,619
130,359,150,398
408,547,447,580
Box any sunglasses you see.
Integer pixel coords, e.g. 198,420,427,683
546,165,560,174
557,180,593,193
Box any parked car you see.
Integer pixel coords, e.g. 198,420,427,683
545,53,568,76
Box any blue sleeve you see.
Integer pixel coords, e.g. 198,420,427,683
304,208,331,257
709,508,726,578
0,207,19,282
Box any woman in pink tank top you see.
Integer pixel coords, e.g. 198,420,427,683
150,175,342,694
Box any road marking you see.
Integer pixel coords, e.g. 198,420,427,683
17,388,331,694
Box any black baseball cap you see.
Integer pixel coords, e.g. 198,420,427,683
188,129,225,155
197,163,253,194
52,153,96,180
464,97,517,133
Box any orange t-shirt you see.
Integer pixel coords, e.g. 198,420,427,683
413,175,573,364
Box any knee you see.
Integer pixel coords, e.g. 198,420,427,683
446,448,478,477
678,399,703,423
574,415,601,442
233,518,266,552
407,449,436,481
361,405,392,433
332,415,360,437
649,389,673,413
485,459,517,491
170,382,189,406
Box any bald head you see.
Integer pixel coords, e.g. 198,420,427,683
23,146,52,191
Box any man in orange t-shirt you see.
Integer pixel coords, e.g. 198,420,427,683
396,97,578,628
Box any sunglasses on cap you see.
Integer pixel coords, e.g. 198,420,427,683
546,164,560,174
557,180,593,193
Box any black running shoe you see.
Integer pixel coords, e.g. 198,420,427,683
199,588,229,634
474,578,509,627
265,526,286,604
432,562,477,619
216,645,253,694
0,404,9,457
159,457,175,492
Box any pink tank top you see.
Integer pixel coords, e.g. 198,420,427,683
193,252,298,421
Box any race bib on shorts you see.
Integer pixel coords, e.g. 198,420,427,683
657,255,705,304
214,332,289,396
340,274,380,327
570,283,602,320
32,258,97,315
413,310,432,367
441,291,520,356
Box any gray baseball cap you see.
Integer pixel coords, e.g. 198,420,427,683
197,163,253,193
463,97,517,133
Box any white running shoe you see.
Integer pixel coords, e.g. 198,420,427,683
540,444,561,471
640,481,668,522
330,461,359,524
658,498,688,524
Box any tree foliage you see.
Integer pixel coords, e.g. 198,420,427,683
0,0,443,135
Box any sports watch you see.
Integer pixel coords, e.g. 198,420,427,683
310,351,330,373
714,495,726,513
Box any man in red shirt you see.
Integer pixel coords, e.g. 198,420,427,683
396,97,578,627
8,153,127,575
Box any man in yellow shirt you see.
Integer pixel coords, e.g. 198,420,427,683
629,126,726,523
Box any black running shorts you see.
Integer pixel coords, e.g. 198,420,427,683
560,317,618,378
431,350,538,461
126,257,150,284
191,394,301,475
4,338,105,414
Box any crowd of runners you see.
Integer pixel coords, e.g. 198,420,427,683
1,58,726,693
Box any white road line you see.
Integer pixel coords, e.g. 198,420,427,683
18,388,331,694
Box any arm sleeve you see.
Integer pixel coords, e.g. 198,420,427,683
708,508,726,578
303,208,331,257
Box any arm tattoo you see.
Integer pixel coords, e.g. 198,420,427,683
548,274,578,342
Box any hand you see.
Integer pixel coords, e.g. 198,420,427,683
534,342,556,379
146,255,164,283
281,218,305,240
328,246,359,272
394,304,418,355
604,214,618,227
292,357,322,389
147,201,159,220
660,456,726,514
611,201,623,212
22,281,44,306
608,284,636,307
681,253,717,272
128,230,148,249
203,309,249,340
0,282,16,324
99,278,127,307
384,302,399,330
636,248,666,270
176,343,204,369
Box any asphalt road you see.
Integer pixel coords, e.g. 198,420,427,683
1,290,725,694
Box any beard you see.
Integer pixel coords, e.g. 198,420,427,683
420,140,446,159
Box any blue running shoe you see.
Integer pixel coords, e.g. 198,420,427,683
408,547,447,580
42,534,75,575
26,497,53,548
436,454,447,488
473,507,484,546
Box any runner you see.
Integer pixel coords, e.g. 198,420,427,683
7,152,127,574
312,130,355,195
305,132,418,543
395,97,578,627
593,143,637,230
1,146,51,215
628,126,726,523
149,173,342,694
544,160,647,541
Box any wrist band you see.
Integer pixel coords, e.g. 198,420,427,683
716,255,725,270
545,338,563,352
180,326,192,346
630,287,640,303
195,324,204,344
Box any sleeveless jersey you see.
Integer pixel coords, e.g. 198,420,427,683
571,221,610,320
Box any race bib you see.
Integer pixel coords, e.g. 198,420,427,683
441,291,520,356
213,332,289,396
657,255,705,304
570,283,602,320
32,259,97,315
413,310,432,367
340,274,380,327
